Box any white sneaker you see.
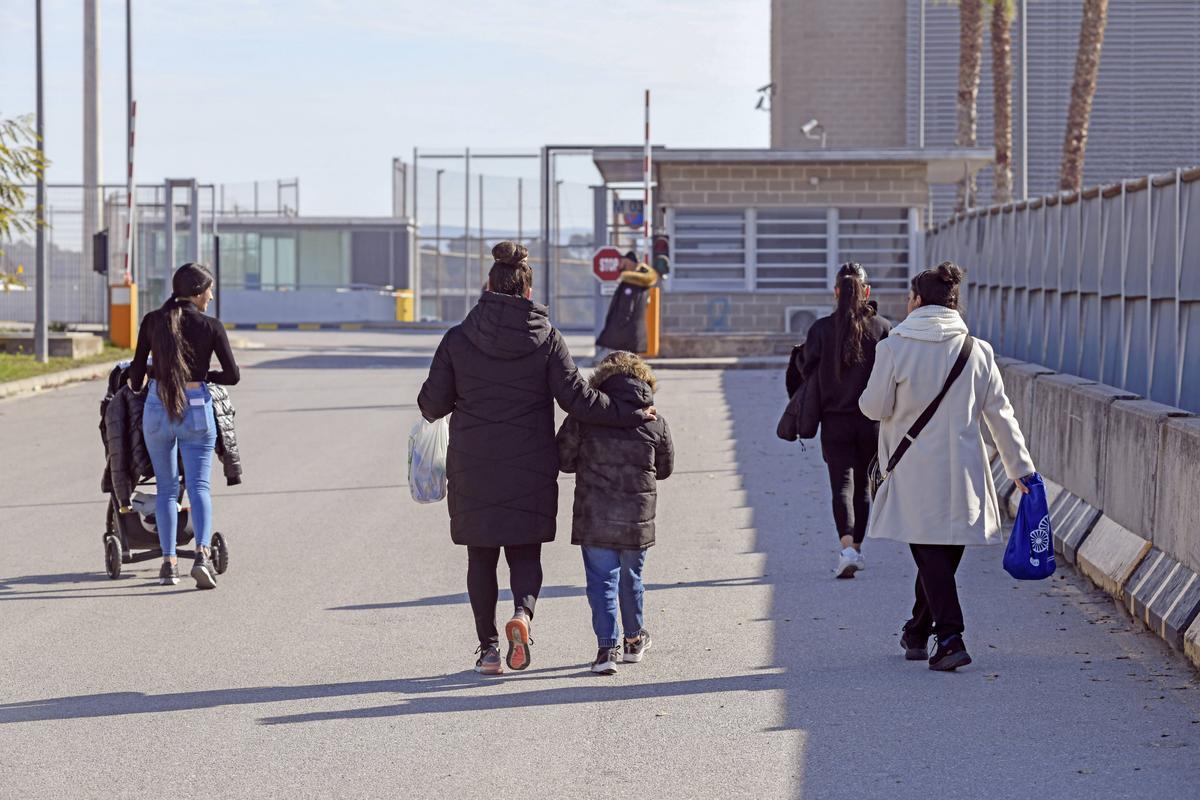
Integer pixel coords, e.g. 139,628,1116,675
855,550,866,571
835,547,861,579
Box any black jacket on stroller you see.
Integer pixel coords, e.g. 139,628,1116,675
100,364,244,507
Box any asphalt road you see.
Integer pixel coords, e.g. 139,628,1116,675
1,330,1197,799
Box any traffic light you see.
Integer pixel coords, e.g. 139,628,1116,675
652,233,670,276
92,230,109,275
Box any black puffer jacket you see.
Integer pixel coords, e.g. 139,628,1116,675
596,265,658,353
102,385,153,507
209,385,243,486
417,292,645,548
556,369,674,550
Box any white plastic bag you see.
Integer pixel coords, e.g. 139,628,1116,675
408,417,449,503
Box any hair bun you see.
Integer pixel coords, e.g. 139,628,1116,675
491,241,529,268
935,261,964,286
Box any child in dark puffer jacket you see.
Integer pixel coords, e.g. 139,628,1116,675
556,351,674,675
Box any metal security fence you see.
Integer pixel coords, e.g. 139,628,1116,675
1,185,111,326
406,151,600,329
926,166,1200,412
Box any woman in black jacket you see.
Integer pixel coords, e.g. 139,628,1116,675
802,263,890,579
418,242,653,675
127,262,240,589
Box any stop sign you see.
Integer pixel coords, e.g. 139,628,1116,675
592,247,625,282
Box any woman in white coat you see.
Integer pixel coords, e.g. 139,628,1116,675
859,262,1035,671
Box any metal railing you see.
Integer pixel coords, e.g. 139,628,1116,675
926,165,1200,412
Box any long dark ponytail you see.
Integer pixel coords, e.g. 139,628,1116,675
151,263,213,420
832,262,871,379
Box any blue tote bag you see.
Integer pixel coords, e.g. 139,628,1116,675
1003,472,1056,580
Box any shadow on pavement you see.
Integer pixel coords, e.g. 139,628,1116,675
256,673,785,726
328,576,766,612
0,670,782,725
252,354,433,370
257,403,418,414
0,572,107,590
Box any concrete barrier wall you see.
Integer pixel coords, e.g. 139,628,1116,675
995,355,1200,668
1101,399,1190,540
219,289,399,325
1155,418,1200,574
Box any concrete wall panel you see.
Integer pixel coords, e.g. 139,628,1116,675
1153,417,1200,574
1060,383,1139,508
1101,399,1185,537
1027,373,1095,485
997,361,1054,435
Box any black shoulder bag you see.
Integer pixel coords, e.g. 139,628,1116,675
868,335,974,498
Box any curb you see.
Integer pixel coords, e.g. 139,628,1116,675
0,360,121,401
639,357,789,371
1125,548,1200,651
1075,515,1153,598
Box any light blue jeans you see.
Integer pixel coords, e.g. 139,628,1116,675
581,546,647,648
143,380,216,557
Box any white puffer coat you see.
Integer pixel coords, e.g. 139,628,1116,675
859,305,1035,546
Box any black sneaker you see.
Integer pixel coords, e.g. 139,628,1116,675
928,634,972,671
900,627,929,661
623,630,652,663
504,608,532,671
591,647,620,675
191,551,218,590
158,561,179,586
474,644,503,675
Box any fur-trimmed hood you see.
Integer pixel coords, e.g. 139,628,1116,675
589,351,657,393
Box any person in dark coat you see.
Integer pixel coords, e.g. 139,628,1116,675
418,241,655,675
556,351,673,675
596,251,658,356
802,262,891,579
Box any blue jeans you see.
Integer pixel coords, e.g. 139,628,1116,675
581,546,647,648
143,381,216,557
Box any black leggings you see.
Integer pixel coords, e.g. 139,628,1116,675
466,544,543,647
819,413,879,544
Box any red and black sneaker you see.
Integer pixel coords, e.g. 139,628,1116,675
928,634,972,672
504,609,533,671
475,644,503,675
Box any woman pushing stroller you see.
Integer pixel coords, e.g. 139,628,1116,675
126,263,240,589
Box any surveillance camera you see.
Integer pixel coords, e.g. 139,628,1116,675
801,119,820,135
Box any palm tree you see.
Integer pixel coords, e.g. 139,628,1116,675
990,0,1014,204
1061,0,1109,191
955,0,986,212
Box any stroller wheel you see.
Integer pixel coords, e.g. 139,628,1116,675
211,532,229,575
104,535,122,580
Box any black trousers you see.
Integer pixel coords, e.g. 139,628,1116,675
907,544,967,639
819,413,879,544
466,544,543,647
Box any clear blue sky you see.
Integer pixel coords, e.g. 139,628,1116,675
1,1,770,217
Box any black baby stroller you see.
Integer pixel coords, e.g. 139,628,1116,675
100,362,229,580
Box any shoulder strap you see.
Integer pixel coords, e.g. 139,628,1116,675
884,335,974,474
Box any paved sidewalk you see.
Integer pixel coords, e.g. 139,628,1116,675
0,330,1197,799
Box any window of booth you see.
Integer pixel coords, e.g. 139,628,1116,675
671,206,914,292
671,210,747,288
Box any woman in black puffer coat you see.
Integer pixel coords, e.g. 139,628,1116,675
418,241,652,675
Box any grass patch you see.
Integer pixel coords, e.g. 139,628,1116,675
0,344,132,384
